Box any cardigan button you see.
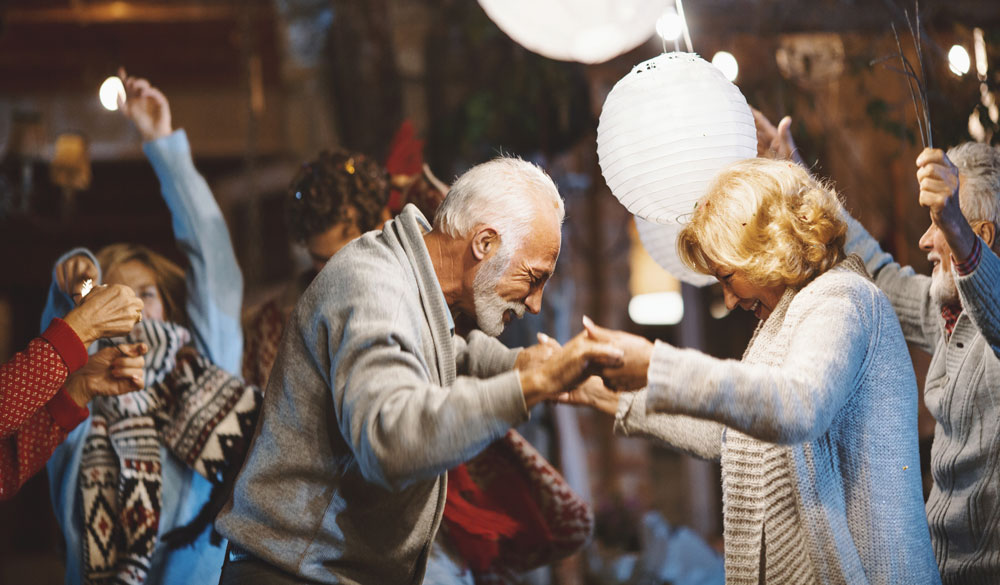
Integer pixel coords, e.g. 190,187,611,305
957,342,965,349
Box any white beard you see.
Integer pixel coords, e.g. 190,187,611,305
472,245,526,337
929,265,960,307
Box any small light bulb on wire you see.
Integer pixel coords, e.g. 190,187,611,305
99,76,125,111
948,45,971,76
656,8,683,42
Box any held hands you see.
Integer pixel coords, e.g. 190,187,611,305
64,343,148,407
751,107,804,166
118,67,173,142
517,331,624,409
557,375,621,416
62,284,144,348
582,316,653,391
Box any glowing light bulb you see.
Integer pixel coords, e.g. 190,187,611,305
712,51,739,82
99,76,125,111
949,45,971,76
628,292,684,325
656,9,683,42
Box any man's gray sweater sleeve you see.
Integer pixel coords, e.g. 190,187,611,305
843,213,939,353
955,242,1000,357
454,330,521,378
321,263,528,493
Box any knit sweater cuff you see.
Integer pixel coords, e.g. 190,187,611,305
645,340,690,413
614,390,644,436
41,318,88,373
485,370,530,426
46,388,89,431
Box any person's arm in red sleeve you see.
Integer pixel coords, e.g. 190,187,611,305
0,319,88,438
0,389,89,500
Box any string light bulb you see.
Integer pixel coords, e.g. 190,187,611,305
99,76,125,111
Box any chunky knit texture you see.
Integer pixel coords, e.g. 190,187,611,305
845,214,1000,585
217,205,528,585
616,256,941,584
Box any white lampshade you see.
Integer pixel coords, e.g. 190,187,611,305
597,52,756,285
477,0,668,64
635,217,716,287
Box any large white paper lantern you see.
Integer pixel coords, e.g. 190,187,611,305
477,0,668,64
597,52,756,285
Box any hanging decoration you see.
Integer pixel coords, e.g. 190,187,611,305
477,0,669,64
596,52,756,285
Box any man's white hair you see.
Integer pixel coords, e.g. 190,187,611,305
433,156,565,247
948,142,1000,226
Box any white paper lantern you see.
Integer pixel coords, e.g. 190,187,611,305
477,0,669,64
597,52,756,285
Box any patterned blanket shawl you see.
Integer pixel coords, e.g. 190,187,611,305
79,320,261,585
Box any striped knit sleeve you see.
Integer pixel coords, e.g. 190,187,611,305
955,241,1000,356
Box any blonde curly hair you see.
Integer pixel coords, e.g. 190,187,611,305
677,158,846,289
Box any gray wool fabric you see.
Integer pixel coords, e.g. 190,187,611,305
844,214,1000,585
216,205,527,585
615,256,941,585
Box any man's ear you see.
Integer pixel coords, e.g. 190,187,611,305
471,226,499,261
974,220,996,250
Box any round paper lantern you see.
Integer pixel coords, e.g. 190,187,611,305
597,52,756,285
477,0,668,64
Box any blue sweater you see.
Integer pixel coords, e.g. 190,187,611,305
44,130,243,585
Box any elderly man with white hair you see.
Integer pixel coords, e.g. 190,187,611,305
216,156,623,585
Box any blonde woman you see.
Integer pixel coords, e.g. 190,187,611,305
565,158,941,584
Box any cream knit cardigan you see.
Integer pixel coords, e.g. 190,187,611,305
615,257,941,585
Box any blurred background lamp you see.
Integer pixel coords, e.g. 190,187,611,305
99,76,125,111
656,8,683,42
629,292,684,326
948,45,971,76
711,51,739,82
477,0,668,64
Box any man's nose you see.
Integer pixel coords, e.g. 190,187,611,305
918,223,935,252
525,287,543,314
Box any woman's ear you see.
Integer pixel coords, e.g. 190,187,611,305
471,226,499,261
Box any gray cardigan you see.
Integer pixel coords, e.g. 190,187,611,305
216,205,528,584
616,257,941,584
844,215,1000,585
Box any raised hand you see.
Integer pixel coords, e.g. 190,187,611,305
557,375,620,416
56,254,100,305
751,107,803,166
62,284,144,347
582,316,652,391
64,343,148,407
916,147,978,262
118,67,173,142
517,330,624,408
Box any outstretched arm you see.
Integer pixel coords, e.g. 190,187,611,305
121,70,244,373
645,284,875,445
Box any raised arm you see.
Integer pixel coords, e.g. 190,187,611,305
917,147,1000,355
644,281,877,445
120,70,243,374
